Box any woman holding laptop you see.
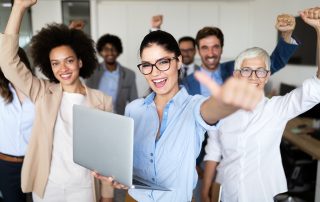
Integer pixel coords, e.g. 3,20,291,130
94,29,263,201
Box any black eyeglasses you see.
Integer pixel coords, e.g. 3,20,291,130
137,57,178,75
238,67,269,78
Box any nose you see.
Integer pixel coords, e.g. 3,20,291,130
249,70,258,79
207,47,215,57
60,62,69,71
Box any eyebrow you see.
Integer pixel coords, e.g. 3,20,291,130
141,56,172,64
50,56,75,62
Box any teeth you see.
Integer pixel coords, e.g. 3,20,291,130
208,58,215,63
61,73,71,78
153,78,166,83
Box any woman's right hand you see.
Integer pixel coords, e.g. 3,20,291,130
92,171,129,190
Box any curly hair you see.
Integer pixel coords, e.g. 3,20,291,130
30,23,98,83
96,34,123,55
0,47,33,103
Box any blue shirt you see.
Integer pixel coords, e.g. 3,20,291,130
200,65,223,97
0,84,35,156
125,87,215,202
98,63,120,107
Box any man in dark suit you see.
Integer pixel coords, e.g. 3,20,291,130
86,34,138,115
183,23,298,96
178,36,201,79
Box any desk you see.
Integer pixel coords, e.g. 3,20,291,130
283,118,320,202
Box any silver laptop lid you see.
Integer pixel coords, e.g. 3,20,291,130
73,105,134,187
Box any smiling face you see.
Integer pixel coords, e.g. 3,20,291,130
234,56,270,90
198,35,223,71
100,43,119,65
49,45,82,91
140,44,181,99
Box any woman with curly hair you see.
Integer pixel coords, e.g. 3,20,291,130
0,47,35,202
0,0,113,201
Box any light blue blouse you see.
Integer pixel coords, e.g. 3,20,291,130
125,87,215,202
0,84,35,156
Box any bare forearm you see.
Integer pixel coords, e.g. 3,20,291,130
201,161,218,201
201,96,238,125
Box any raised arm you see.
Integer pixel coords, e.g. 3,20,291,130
5,0,36,34
300,7,320,78
197,72,263,125
150,15,163,31
270,13,298,74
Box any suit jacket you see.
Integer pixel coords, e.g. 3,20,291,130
0,34,113,200
183,37,299,95
86,63,138,115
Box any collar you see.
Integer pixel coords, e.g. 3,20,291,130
143,86,189,107
101,62,121,73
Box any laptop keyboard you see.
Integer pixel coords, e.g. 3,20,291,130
133,178,150,187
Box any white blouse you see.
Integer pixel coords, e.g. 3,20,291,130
205,77,320,202
48,92,92,188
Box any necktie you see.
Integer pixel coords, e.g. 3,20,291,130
183,65,188,78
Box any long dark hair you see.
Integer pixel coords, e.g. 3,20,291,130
0,47,33,103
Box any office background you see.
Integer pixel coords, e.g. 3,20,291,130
1,0,319,97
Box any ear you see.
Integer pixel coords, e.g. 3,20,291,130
79,59,83,68
264,72,271,84
177,55,182,70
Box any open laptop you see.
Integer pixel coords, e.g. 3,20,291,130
73,105,170,191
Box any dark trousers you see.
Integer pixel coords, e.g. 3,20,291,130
0,159,26,202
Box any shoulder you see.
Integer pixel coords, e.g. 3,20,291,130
120,66,136,76
221,60,235,69
87,86,112,110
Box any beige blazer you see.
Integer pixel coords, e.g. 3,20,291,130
0,34,113,200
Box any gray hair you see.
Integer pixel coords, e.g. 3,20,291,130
234,47,271,71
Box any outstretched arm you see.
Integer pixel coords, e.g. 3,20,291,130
300,7,320,78
198,72,262,125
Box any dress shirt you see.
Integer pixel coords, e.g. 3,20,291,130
125,87,215,202
200,66,223,97
98,63,120,107
181,63,197,79
0,84,35,156
205,77,320,202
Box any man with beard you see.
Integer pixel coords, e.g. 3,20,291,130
183,17,298,95
86,34,138,115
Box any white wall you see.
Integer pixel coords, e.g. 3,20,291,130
31,0,62,34
30,0,320,96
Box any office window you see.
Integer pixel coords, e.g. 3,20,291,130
62,0,91,36
0,0,33,48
